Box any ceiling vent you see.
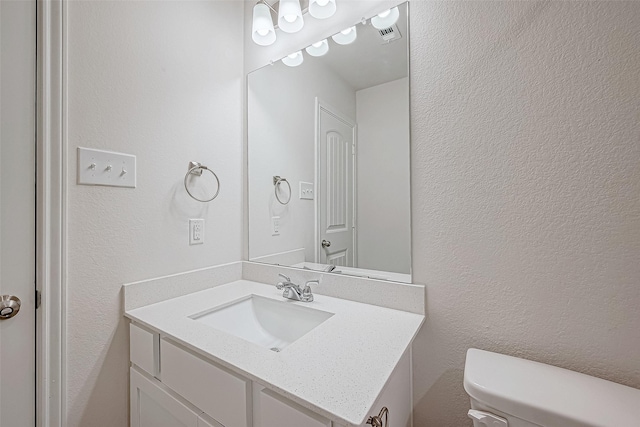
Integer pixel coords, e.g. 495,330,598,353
377,24,402,43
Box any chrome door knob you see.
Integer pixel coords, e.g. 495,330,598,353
321,240,331,248
0,295,21,319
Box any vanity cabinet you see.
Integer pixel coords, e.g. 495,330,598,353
130,367,221,427
129,321,412,427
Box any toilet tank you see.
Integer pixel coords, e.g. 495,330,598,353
463,349,640,427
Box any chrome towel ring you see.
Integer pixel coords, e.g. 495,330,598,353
273,175,291,205
184,161,220,203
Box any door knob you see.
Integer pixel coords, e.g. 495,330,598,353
321,239,331,248
0,295,21,319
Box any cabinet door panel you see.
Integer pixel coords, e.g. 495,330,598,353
258,388,331,427
131,367,199,427
359,349,412,427
161,338,250,427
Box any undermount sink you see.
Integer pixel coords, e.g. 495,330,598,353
189,295,334,351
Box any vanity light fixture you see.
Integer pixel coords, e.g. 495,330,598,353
308,0,336,19
371,6,400,30
282,50,304,67
251,3,277,46
331,26,357,45
278,0,304,33
305,39,329,57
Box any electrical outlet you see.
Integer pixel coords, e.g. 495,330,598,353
271,216,280,236
189,219,204,245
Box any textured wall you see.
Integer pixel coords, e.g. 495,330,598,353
410,1,640,425
66,1,243,425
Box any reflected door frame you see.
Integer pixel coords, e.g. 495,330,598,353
314,98,358,266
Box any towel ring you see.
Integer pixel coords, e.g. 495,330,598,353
273,176,291,205
184,162,220,203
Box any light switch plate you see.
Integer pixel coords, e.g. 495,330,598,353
299,182,314,200
78,147,136,188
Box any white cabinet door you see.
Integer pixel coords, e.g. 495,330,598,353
130,367,200,427
256,387,331,427
359,349,412,427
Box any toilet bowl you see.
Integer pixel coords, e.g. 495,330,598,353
463,348,640,427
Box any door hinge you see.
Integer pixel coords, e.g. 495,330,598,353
36,290,42,309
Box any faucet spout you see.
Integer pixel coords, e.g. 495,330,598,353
275,275,318,302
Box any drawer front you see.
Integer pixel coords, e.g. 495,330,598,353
161,338,250,427
257,388,330,427
130,323,159,377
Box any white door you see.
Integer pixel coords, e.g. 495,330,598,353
0,0,37,425
316,102,356,267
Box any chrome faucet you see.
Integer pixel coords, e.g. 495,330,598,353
276,274,318,302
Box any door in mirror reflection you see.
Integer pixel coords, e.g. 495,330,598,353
318,102,356,267
248,2,411,283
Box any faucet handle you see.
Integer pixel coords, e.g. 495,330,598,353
302,280,319,302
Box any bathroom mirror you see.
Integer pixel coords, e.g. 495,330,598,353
248,2,411,282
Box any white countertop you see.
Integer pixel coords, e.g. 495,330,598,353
125,279,424,426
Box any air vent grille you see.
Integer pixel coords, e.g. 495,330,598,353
377,24,402,43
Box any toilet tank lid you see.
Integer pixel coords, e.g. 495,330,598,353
464,349,640,427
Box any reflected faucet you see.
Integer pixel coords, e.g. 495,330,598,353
276,273,317,302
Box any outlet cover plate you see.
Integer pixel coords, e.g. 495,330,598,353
189,219,204,245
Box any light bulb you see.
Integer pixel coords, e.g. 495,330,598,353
306,39,329,57
371,6,399,30
278,0,304,33
309,0,336,20
331,26,357,45
282,50,304,67
251,3,276,46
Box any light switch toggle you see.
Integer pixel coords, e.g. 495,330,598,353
106,165,112,172
89,163,96,170
121,168,127,176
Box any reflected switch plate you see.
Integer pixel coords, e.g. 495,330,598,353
299,182,314,200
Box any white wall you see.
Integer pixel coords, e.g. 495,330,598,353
356,78,410,274
248,59,356,262
410,1,640,425
245,1,640,426
65,1,244,425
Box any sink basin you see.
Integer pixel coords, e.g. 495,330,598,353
189,295,334,351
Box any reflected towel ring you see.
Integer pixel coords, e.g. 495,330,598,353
184,162,220,203
273,175,291,205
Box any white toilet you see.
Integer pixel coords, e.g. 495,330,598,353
463,348,640,427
